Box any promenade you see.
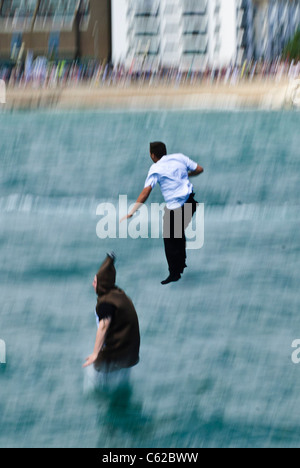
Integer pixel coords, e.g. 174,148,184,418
3,79,297,110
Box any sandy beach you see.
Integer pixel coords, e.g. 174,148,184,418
3,79,298,110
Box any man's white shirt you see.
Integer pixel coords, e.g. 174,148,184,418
144,153,198,209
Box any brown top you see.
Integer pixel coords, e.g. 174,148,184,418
95,287,140,372
94,253,140,373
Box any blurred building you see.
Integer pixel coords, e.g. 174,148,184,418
122,0,237,71
0,0,111,62
113,0,300,70
237,0,300,63
236,0,256,64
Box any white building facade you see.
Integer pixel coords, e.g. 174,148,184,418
128,0,237,70
113,0,237,70
112,0,300,69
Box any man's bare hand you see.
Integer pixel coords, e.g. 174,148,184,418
188,165,204,177
119,186,152,224
120,213,133,223
83,353,98,368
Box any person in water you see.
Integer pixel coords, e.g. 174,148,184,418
122,142,204,285
83,253,140,382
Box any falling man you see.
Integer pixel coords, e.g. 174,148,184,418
121,142,204,285
83,253,140,388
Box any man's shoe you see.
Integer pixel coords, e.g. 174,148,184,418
161,274,181,285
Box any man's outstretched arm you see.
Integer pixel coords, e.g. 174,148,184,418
83,317,111,368
120,185,152,222
189,165,204,177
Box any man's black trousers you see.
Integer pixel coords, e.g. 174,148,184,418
163,193,198,276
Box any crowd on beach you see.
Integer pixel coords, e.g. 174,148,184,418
0,57,300,89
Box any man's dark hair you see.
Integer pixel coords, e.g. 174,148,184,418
150,142,167,160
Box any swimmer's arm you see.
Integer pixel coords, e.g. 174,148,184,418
189,165,204,177
83,317,111,368
120,186,152,222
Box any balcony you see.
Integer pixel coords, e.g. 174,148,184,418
128,0,159,18
131,16,160,36
0,0,37,31
182,35,208,54
129,37,160,56
182,0,207,15
182,16,207,34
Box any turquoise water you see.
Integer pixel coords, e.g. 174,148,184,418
0,109,300,448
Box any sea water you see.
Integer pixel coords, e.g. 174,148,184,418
0,108,300,448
